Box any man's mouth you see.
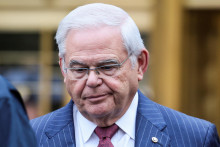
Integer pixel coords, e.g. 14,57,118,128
83,93,110,102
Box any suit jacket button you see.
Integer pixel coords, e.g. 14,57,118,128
152,137,158,143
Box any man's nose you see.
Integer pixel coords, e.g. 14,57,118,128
86,69,102,88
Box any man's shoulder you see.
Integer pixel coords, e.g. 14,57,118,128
30,101,75,146
157,104,220,146
157,103,212,129
138,91,213,129
138,91,219,146
30,109,57,133
30,100,73,134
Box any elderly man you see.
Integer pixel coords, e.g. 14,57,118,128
31,3,220,147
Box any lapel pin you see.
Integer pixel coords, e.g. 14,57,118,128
152,137,158,143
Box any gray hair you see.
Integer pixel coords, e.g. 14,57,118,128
55,3,145,68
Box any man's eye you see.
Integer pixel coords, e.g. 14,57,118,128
71,68,87,73
100,65,117,71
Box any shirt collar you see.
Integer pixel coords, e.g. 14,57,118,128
76,91,138,142
76,108,97,143
115,92,138,140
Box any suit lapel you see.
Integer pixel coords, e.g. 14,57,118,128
135,91,171,146
45,101,76,147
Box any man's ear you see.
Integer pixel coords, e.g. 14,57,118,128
59,58,67,83
137,49,149,81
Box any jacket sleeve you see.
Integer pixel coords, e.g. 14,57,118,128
0,75,37,147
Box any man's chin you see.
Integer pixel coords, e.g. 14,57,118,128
82,107,115,121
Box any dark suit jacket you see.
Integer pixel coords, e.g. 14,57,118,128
30,91,220,146
0,75,37,147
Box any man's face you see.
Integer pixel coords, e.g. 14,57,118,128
62,27,141,126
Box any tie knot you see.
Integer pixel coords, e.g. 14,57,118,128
95,124,119,140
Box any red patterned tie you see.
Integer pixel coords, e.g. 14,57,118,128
95,124,119,147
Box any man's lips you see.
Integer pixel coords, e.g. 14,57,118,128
84,94,107,99
83,93,110,102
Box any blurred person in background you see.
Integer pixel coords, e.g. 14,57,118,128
0,75,37,147
30,3,220,147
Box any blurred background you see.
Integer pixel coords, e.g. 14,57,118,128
0,0,219,134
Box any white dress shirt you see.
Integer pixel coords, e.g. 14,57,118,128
73,92,138,147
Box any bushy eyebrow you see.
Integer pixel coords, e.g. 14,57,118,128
69,60,87,67
97,59,119,65
69,59,119,67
